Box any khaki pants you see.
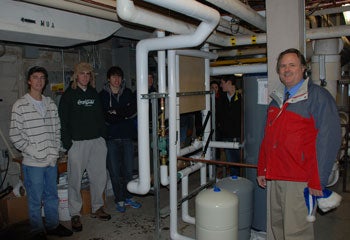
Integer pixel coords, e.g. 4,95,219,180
67,137,107,216
267,180,314,240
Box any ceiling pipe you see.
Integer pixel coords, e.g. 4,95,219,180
309,5,350,16
205,0,267,32
214,48,267,57
217,18,256,35
210,63,267,76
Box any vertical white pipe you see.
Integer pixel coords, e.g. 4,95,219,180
168,50,194,240
181,176,196,224
157,30,166,94
176,55,181,154
202,43,211,181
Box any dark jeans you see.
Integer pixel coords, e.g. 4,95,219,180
222,137,241,176
106,139,134,203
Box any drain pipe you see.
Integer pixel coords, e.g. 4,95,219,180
117,0,220,196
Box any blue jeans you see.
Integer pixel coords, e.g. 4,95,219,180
22,165,59,233
106,139,134,203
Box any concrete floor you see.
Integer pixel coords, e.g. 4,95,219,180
1,168,350,240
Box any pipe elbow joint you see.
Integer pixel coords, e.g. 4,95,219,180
127,178,150,195
116,0,136,21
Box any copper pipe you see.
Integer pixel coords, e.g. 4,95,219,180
177,156,257,168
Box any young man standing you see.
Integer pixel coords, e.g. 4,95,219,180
217,76,242,176
59,62,111,232
99,66,141,213
9,66,72,239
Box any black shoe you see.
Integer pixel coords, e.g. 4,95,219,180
47,224,73,237
30,231,47,240
71,215,83,232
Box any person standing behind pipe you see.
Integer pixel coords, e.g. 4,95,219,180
217,76,242,176
99,66,141,213
257,48,341,240
59,62,111,233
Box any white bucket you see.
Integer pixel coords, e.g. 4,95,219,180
58,186,70,221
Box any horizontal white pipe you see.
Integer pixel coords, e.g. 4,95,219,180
215,48,267,58
209,141,241,149
179,139,203,156
210,63,267,76
307,25,350,40
206,0,266,31
218,18,255,35
178,163,204,179
310,5,350,16
175,50,218,60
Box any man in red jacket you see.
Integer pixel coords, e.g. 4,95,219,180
257,48,341,240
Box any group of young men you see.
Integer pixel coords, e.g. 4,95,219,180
9,62,141,239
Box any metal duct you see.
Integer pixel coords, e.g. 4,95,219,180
0,0,121,47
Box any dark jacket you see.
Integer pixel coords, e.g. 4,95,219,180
217,91,242,139
99,83,137,140
258,79,341,190
58,85,106,150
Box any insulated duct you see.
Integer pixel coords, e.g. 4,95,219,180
0,0,121,47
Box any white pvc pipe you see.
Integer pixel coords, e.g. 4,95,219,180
178,162,204,179
209,140,241,149
218,18,255,35
176,55,181,156
179,139,203,157
175,50,218,60
181,176,196,225
211,63,267,76
169,50,193,240
160,165,170,186
157,30,166,94
206,0,266,31
215,48,267,58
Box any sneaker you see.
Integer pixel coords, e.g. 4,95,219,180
91,207,111,221
125,198,142,209
46,224,73,237
71,215,82,232
116,201,126,213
